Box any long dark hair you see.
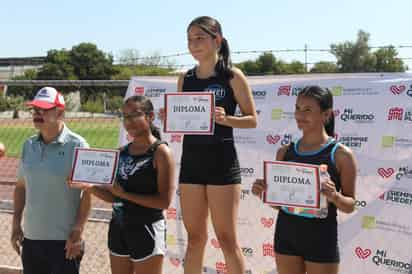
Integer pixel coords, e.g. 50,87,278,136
187,16,233,80
124,95,161,140
298,86,335,137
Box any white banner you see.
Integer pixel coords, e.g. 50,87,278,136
121,74,412,274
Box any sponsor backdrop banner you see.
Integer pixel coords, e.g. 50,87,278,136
121,74,412,274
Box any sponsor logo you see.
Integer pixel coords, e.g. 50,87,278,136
331,86,343,96
387,107,404,121
240,167,255,177
281,134,293,145
241,247,254,257
134,86,144,95
379,189,412,207
355,200,367,208
266,135,281,144
362,216,412,236
262,243,275,257
355,247,372,259
407,84,412,97
396,166,412,180
377,168,395,178
261,217,274,228
277,85,291,96
387,107,412,121
390,85,406,95
372,249,411,272
166,234,186,247
145,88,166,97
340,108,375,123
271,108,294,120
215,262,227,274
338,136,368,148
381,136,412,148
252,89,267,99
240,189,250,200
234,135,257,145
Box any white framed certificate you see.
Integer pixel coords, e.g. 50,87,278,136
70,148,120,185
164,92,215,135
263,161,321,208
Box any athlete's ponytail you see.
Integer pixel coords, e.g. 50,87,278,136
298,86,335,137
187,16,234,80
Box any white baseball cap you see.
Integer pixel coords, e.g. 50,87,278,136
27,87,65,109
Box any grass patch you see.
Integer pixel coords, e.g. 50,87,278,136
0,119,120,157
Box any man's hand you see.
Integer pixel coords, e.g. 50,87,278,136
65,227,84,260
10,224,23,255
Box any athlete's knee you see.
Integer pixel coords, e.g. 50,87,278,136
186,231,208,248
215,231,239,252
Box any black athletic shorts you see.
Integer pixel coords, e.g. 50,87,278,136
274,209,340,263
179,141,241,185
108,218,166,262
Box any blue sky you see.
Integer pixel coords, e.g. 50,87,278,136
1,0,411,68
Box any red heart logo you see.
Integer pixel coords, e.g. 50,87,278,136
260,217,274,228
390,85,406,95
355,247,371,259
134,86,145,95
211,238,221,248
266,135,280,145
377,168,395,178
333,109,340,117
169,258,180,267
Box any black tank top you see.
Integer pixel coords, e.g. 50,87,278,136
112,140,166,224
182,67,237,144
282,138,342,219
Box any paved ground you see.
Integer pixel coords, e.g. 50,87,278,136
0,213,111,274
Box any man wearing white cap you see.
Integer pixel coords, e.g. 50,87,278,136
11,87,91,274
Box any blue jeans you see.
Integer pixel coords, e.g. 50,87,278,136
22,238,83,274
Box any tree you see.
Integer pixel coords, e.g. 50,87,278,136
70,43,117,80
237,52,285,75
36,49,76,80
236,60,260,75
374,46,406,72
310,61,338,73
280,61,306,74
330,30,377,72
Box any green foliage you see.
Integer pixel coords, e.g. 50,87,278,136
106,96,123,113
236,53,305,75
0,96,25,112
112,65,175,79
37,49,76,80
310,61,338,73
81,98,104,113
374,46,407,72
70,43,118,80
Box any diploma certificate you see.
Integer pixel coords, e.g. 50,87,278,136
164,92,215,134
70,148,119,185
263,161,321,208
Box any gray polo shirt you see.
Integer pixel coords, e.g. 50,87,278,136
17,124,89,240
